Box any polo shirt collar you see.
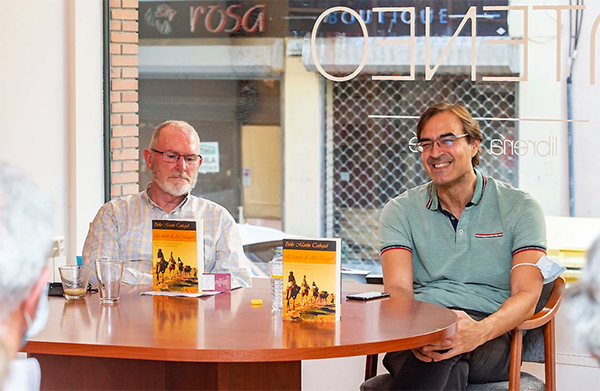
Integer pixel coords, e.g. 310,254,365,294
426,169,487,210
143,183,190,212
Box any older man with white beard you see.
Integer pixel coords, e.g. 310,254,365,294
82,120,252,287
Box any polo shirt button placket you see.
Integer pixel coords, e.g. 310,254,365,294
456,210,470,248
456,227,467,248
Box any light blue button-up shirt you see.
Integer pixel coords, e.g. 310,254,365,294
82,187,252,287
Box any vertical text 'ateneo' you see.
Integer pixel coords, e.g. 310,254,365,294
310,5,600,84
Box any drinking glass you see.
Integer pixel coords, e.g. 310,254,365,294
58,265,91,300
95,258,124,304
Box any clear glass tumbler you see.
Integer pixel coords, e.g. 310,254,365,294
95,258,124,304
58,265,91,300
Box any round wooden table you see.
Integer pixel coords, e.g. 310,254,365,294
24,278,456,390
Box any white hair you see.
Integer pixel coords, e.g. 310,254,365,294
567,235,600,360
149,120,200,150
0,163,54,320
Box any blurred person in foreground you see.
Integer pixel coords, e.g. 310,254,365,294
0,163,54,391
379,102,563,390
82,120,252,287
567,236,600,361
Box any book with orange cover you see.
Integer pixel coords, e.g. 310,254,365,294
282,238,341,322
152,219,204,293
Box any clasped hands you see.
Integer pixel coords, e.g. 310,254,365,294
411,310,487,363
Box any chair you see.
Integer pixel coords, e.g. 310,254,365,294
361,277,565,391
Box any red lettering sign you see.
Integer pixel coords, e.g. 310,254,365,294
190,6,205,33
189,4,266,34
205,5,227,33
242,5,265,33
225,5,242,33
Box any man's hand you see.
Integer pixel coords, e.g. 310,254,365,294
410,347,434,362
415,310,489,362
414,252,544,363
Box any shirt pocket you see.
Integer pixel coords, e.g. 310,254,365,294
474,232,504,239
473,230,511,265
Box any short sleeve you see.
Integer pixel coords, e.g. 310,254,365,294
511,195,547,255
379,196,414,254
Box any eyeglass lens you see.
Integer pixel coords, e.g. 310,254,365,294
417,134,465,152
162,151,201,164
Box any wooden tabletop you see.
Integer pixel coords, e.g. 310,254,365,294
24,278,456,363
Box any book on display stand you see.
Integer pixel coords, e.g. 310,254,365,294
151,219,204,293
282,238,341,322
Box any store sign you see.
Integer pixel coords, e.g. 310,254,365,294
198,142,220,174
140,1,287,39
289,0,508,38
310,2,594,84
242,168,251,187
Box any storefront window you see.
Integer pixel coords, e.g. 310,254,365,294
130,0,599,275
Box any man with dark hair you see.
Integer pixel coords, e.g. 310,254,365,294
379,102,548,390
83,120,252,287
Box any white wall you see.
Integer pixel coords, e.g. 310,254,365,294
0,0,104,261
70,0,105,258
283,55,324,237
568,1,600,217
0,0,69,244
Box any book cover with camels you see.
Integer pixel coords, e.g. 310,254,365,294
282,238,341,322
152,219,204,293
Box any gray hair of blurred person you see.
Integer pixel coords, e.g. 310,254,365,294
0,163,53,383
149,120,200,150
567,236,600,360
0,164,54,319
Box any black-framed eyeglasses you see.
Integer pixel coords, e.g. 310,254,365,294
416,134,468,153
151,149,203,165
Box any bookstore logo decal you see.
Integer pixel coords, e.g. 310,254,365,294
407,132,559,158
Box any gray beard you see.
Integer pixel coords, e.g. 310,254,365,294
153,171,198,197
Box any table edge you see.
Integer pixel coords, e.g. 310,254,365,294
24,321,456,362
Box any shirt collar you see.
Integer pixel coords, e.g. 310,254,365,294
143,183,191,213
426,169,487,210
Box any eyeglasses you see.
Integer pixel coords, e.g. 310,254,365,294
416,134,468,153
151,149,203,165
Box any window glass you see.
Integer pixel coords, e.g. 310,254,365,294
137,0,600,277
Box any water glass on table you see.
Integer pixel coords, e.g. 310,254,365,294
58,265,91,300
95,258,124,304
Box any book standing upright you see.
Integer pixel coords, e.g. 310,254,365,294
282,238,341,322
152,219,204,293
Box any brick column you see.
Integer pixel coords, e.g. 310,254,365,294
109,0,139,198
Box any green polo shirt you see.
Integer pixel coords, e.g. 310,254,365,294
379,170,546,314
